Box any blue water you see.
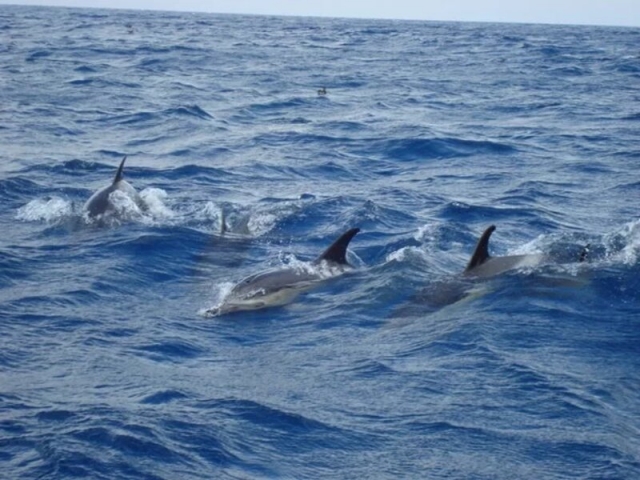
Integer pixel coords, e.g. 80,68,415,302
1,5,640,479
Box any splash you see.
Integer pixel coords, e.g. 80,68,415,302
199,281,236,317
15,197,74,222
17,187,172,227
605,219,640,266
509,234,547,256
138,187,175,224
414,223,439,243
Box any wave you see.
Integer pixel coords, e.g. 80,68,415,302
360,137,517,161
93,105,215,126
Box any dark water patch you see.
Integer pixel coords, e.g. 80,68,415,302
140,390,188,405
25,49,52,61
303,159,363,181
319,119,367,131
72,426,180,465
199,397,367,452
73,65,96,73
68,77,94,86
437,201,538,224
251,131,351,148
358,26,400,36
67,76,143,90
500,180,575,205
27,158,118,178
610,181,640,195
132,340,204,362
289,116,312,124
247,97,310,114
362,137,517,161
0,344,34,369
345,359,396,377
335,199,417,230
99,111,158,126
404,277,473,313
157,164,234,183
36,409,77,423
167,148,192,157
615,61,640,74
612,149,640,159
160,418,240,468
550,65,588,76
0,176,42,201
561,161,614,174
163,105,214,120
0,249,31,286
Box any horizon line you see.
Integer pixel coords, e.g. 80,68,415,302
1,2,639,29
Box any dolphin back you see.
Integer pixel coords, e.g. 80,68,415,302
315,227,360,265
465,225,496,272
113,156,127,184
84,155,144,218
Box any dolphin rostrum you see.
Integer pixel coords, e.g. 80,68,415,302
205,227,360,316
83,156,145,218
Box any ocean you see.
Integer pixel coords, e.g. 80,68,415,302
1,5,639,479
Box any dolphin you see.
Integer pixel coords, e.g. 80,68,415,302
396,225,589,316
84,156,145,218
463,225,546,278
205,227,360,316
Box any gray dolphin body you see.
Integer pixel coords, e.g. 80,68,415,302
206,228,360,316
463,225,546,278
400,225,588,315
84,156,145,218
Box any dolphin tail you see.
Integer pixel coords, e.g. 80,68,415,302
113,156,127,184
315,227,360,265
465,225,496,272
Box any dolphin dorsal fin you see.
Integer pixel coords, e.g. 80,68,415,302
315,228,360,265
113,156,127,184
465,225,496,272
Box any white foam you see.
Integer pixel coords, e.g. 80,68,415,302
109,189,144,218
16,197,74,222
198,201,222,220
199,281,236,316
247,199,306,237
207,281,235,305
509,234,547,256
414,223,439,243
386,246,428,264
188,201,225,232
200,279,268,317
247,212,276,236
139,187,174,221
606,219,640,266
97,187,175,226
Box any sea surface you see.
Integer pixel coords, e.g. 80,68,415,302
1,5,639,479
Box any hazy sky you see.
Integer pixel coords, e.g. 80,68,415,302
2,0,640,27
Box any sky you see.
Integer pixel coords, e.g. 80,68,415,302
1,0,640,27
